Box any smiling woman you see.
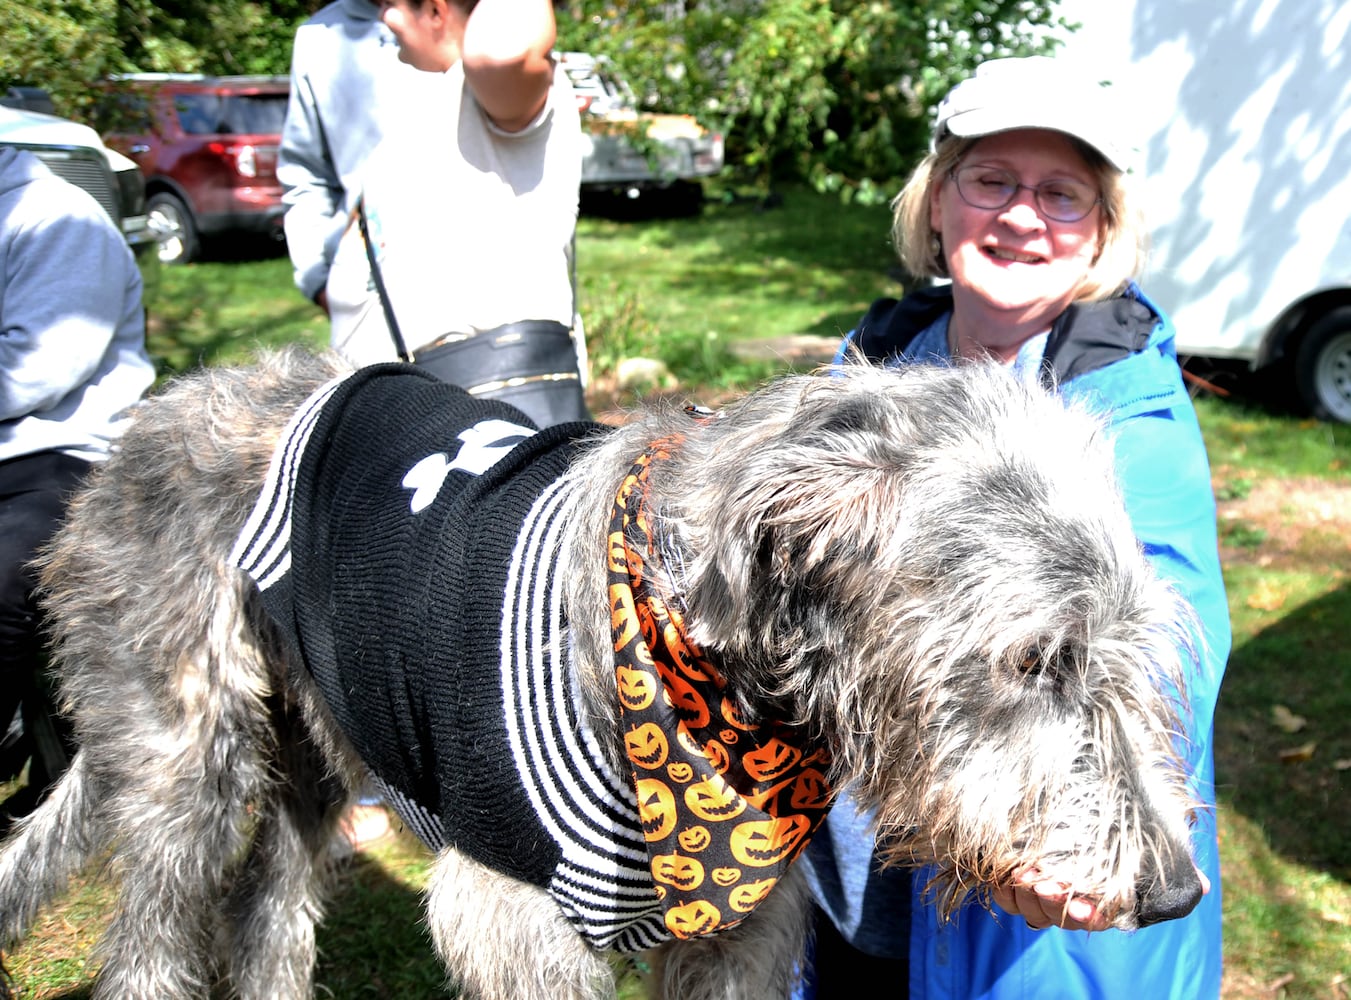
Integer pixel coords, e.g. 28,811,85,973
801,56,1232,1000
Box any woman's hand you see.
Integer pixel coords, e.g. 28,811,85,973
992,865,1211,931
992,867,1109,931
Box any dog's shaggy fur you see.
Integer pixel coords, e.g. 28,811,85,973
0,350,1203,999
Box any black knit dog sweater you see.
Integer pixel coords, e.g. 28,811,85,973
231,365,668,950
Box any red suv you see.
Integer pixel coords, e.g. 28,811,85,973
99,74,289,264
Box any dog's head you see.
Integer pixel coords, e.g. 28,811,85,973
658,361,1203,930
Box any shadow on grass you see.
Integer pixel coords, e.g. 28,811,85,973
1182,355,1310,422
312,850,451,999
580,182,706,221
143,263,326,378
312,847,649,999
196,232,290,265
1215,579,1350,880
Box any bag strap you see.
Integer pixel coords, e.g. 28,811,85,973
356,197,412,363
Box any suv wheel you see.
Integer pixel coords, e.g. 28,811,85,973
148,192,199,264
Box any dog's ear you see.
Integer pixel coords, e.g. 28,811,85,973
680,388,914,676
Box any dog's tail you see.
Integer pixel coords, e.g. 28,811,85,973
0,751,100,948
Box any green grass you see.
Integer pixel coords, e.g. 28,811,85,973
1217,567,1349,872
589,189,901,328
138,243,329,376
136,187,899,393
1196,396,1349,478
1199,389,1351,996
3,186,1348,998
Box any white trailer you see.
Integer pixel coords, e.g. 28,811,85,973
1050,0,1351,422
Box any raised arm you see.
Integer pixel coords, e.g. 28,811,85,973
460,0,558,132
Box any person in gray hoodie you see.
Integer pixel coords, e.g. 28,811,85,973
277,0,434,313
0,146,154,821
277,0,459,854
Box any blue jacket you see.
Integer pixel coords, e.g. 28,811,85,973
802,283,1230,999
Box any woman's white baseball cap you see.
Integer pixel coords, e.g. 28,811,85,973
934,57,1133,172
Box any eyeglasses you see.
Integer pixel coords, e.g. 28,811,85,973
948,165,1101,223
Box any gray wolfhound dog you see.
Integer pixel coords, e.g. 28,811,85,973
0,349,1203,999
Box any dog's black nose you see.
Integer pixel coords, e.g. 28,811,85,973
1134,864,1203,926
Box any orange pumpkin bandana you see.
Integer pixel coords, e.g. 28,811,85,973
609,438,835,940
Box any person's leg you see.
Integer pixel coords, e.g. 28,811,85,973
0,452,92,818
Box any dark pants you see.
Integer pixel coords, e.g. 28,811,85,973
0,451,91,819
800,904,910,998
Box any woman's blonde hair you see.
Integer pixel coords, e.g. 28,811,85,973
892,134,1146,302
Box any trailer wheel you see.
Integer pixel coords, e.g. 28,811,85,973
1294,306,1351,424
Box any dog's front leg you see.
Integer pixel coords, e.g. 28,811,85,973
647,865,813,1000
423,847,615,999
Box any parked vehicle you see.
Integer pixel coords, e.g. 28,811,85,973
1053,0,1351,422
0,102,152,254
98,74,289,264
0,86,56,116
560,52,724,213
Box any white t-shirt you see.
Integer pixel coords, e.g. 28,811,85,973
327,61,582,364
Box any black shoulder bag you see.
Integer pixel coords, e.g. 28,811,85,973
356,198,590,429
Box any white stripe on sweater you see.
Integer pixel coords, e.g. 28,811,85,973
501,474,665,950
230,374,349,589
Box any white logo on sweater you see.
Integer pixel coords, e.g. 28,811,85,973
402,419,535,513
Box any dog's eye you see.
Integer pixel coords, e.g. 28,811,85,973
1014,645,1080,698
1016,647,1044,676
1015,645,1073,682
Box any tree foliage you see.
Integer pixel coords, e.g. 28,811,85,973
4,0,1070,199
1,0,317,118
555,0,1071,200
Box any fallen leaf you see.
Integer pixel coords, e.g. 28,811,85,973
1245,578,1288,611
1277,742,1317,763
1270,704,1308,733
1334,758,1351,772
1265,972,1296,991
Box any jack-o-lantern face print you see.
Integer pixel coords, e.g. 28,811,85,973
672,730,731,776
625,722,669,769
728,877,778,913
612,442,837,940
607,527,630,575
711,866,741,887
743,736,803,782
616,664,657,711
729,815,812,867
652,852,705,891
636,778,678,841
665,899,721,939
720,696,755,731
741,775,794,813
609,576,640,651
685,773,747,822
678,825,711,853
637,593,661,652
664,620,713,681
700,738,731,775
790,768,832,810
660,670,711,728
